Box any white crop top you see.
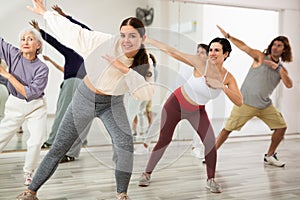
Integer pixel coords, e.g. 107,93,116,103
183,62,228,105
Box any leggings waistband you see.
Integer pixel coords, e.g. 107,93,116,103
173,87,204,112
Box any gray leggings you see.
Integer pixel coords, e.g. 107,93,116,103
29,81,133,193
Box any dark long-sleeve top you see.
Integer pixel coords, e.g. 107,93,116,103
40,15,90,80
0,75,7,86
40,29,86,79
66,16,91,31
0,37,49,102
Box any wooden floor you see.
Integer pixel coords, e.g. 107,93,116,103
1,134,300,200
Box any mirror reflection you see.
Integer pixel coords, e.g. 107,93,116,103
1,0,280,151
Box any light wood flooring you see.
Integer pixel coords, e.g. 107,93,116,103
1,134,300,200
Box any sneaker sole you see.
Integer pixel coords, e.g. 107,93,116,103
264,161,285,167
206,186,222,193
138,184,150,187
138,182,150,187
60,156,75,163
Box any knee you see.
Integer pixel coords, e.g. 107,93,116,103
274,127,286,137
115,138,134,153
281,127,287,133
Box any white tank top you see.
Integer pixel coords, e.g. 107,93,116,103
182,62,228,105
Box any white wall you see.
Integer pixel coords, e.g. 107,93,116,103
174,0,300,11
278,9,300,133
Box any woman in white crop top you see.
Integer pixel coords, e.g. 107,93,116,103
19,1,155,200
138,37,243,193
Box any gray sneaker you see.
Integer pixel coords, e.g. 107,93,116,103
206,178,222,193
138,172,151,187
264,153,285,167
17,191,39,200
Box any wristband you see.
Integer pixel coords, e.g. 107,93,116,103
226,33,230,39
275,63,283,72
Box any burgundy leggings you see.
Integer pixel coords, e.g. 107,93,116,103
145,87,217,179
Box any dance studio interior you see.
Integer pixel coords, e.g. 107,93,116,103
1,0,299,199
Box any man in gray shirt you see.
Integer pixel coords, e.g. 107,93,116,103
215,25,293,167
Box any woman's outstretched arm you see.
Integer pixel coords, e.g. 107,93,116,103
146,37,205,69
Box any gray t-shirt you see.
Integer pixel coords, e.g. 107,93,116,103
240,56,281,109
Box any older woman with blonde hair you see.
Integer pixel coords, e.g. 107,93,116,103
0,27,48,186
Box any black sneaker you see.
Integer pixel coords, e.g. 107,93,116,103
17,127,23,134
60,155,75,163
82,140,88,147
41,142,51,149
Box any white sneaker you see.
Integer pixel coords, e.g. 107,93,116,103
138,172,151,187
264,153,285,167
134,144,150,155
24,172,32,186
191,147,204,159
206,178,222,193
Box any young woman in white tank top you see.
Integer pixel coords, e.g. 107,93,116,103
139,37,243,193
182,60,229,105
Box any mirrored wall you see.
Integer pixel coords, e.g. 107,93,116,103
1,0,279,151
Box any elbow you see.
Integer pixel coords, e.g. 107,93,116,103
25,91,41,101
286,82,293,89
283,78,293,89
25,88,43,102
